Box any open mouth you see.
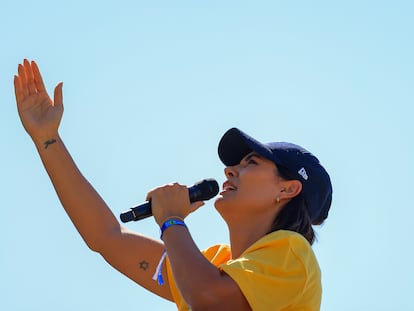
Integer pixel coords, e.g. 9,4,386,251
222,181,237,192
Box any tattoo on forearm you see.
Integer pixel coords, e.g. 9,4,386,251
44,138,57,149
139,260,149,271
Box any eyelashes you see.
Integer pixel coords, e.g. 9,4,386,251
247,159,258,165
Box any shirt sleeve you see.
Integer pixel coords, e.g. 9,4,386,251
166,244,232,310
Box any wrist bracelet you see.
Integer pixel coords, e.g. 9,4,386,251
160,217,187,239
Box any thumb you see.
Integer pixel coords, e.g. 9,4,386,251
53,82,64,107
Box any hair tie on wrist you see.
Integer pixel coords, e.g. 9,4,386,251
160,217,187,239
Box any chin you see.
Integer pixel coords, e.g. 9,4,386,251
214,196,227,211
214,195,236,215
214,195,223,207
213,200,231,224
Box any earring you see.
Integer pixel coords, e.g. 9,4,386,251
276,197,280,203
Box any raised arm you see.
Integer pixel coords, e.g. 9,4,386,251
13,60,172,300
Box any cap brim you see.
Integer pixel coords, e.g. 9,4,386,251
218,128,274,166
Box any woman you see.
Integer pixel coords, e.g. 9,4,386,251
14,59,332,311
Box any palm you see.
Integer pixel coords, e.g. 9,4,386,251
14,60,63,139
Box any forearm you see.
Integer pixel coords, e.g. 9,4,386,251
162,227,227,308
35,133,121,251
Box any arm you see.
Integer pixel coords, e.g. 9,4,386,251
148,183,252,310
14,59,172,300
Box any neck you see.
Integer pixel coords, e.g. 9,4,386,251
227,215,276,259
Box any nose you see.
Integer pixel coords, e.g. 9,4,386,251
224,165,238,178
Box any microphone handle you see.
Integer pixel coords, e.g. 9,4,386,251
120,202,152,222
119,179,219,223
119,186,196,222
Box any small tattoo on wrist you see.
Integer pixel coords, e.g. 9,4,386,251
44,138,57,149
139,260,149,271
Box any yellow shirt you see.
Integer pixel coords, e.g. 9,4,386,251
166,230,322,311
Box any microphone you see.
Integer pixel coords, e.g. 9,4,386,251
119,178,219,223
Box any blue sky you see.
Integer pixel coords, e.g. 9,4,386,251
1,1,413,310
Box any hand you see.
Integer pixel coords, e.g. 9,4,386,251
146,183,205,226
14,59,63,144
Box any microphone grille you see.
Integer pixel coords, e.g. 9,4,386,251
191,178,219,201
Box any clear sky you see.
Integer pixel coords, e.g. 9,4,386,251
1,1,413,310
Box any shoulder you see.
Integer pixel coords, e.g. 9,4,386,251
253,229,311,249
242,230,320,275
219,231,322,310
222,230,321,295
260,230,316,258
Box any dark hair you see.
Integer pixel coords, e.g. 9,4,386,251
268,165,316,245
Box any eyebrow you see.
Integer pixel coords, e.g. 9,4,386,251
244,152,263,161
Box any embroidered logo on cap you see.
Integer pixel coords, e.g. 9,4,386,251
298,167,308,180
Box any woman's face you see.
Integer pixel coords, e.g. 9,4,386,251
215,152,283,220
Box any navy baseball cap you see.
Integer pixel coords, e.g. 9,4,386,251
218,128,332,224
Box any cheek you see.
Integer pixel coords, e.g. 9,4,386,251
239,181,278,206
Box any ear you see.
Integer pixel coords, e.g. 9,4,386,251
279,180,302,199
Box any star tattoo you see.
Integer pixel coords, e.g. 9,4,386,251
139,260,149,271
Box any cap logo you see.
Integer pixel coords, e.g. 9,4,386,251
298,167,308,180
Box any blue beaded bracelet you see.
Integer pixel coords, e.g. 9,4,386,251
160,218,187,238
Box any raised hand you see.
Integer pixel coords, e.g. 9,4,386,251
14,59,63,145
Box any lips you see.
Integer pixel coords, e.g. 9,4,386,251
222,181,237,192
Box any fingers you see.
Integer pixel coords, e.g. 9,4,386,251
24,59,36,95
17,63,29,98
16,59,36,99
15,59,48,96
15,59,63,108
32,60,47,93
54,82,64,107
13,75,24,104
147,183,193,219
